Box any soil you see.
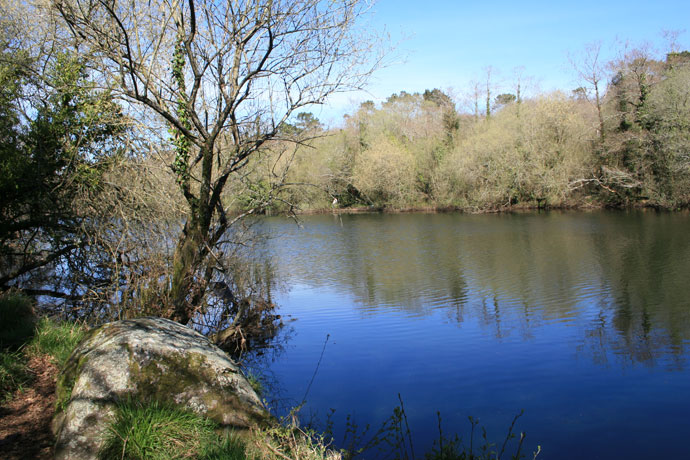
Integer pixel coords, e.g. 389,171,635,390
0,355,57,460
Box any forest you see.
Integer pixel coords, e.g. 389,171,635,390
255,48,690,213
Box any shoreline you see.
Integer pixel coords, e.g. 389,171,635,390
287,201,688,216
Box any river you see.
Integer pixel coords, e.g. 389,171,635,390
253,210,690,459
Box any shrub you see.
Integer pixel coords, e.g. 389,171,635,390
0,291,36,350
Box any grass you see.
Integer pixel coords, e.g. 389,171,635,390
0,349,33,403
1,292,36,402
99,399,248,460
245,370,264,397
0,291,87,402
25,317,87,367
99,398,345,460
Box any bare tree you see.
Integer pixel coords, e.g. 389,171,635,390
512,66,525,117
484,66,493,119
464,80,482,120
569,42,607,142
661,29,685,54
53,0,382,323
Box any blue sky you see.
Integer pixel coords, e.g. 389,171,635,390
316,0,690,125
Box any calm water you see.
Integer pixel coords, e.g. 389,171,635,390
256,211,690,459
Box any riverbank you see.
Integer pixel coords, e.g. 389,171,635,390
289,199,686,216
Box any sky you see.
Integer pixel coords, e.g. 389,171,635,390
314,0,690,125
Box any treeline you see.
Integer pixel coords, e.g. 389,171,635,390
250,47,690,212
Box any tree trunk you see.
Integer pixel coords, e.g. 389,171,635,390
169,218,205,324
594,79,605,142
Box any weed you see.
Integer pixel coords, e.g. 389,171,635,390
424,410,539,460
258,416,342,460
323,397,540,460
200,435,248,460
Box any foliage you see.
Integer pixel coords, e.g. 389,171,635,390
278,88,597,211
0,25,127,299
598,49,690,207
438,93,594,209
495,93,517,107
0,1,286,345
257,45,690,212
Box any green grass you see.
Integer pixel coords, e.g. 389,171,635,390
1,292,36,402
99,399,249,460
98,399,346,460
0,349,33,403
0,291,87,403
25,317,87,367
245,370,264,397
200,436,249,460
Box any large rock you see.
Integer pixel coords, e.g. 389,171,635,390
52,317,269,460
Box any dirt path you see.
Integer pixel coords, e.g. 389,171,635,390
0,355,58,459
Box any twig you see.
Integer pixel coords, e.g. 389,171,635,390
300,334,330,405
437,412,444,456
291,430,301,460
498,410,523,460
514,432,526,460
397,393,415,460
265,440,293,460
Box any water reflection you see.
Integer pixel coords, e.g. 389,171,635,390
264,211,690,367
260,211,690,459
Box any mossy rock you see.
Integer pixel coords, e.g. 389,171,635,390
52,317,270,460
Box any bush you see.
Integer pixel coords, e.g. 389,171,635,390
0,291,36,350
437,94,594,209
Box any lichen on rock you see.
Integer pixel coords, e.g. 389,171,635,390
52,317,269,460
